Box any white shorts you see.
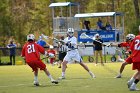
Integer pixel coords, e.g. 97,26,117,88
63,50,82,63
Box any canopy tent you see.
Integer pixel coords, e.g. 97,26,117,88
49,2,79,7
74,12,124,42
74,12,123,18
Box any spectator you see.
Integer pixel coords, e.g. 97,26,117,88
93,34,104,66
37,36,47,48
7,41,16,65
105,21,112,30
97,18,106,30
83,20,91,31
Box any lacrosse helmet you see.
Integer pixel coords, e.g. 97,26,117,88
49,45,54,49
126,34,135,41
94,34,100,39
67,28,74,37
27,34,35,41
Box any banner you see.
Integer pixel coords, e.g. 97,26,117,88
78,30,117,42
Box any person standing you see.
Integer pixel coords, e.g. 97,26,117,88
21,34,58,86
57,36,67,68
59,28,95,79
127,26,140,91
37,36,47,48
7,41,16,65
93,34,104,66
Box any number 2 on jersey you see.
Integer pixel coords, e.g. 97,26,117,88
27,44,35,53
134,39,140,50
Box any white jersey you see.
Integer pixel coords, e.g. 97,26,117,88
64,36,78,52
64,36,82,63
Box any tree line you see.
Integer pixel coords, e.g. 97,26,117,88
0,0,139,47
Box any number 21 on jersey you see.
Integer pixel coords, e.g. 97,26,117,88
27,44,35,53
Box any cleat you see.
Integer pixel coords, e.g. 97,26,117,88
58,66,61,68
34,81,40,86
115,74,121,78
89,72,96,78
59,76,65,79
127,81,132,88
129,85,140,91
51,80,59,84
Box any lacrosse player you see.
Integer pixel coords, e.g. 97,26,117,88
109,34,135,78
59,28,95,79
47,45,56,65
21,34,58,86
127,26,140,91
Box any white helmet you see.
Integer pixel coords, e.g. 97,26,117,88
67,28,74,37
126,34,135,41
94,34,100,39
49,45,54,49
27,34,35,41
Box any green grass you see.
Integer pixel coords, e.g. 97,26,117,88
0,62,139,93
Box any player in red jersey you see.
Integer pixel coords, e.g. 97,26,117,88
47,45,56,65
109,34,135,78
127,26,140,91
21,34,58,86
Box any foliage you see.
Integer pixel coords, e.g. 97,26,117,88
0,0,140,46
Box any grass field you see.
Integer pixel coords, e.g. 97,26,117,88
0,62,139,93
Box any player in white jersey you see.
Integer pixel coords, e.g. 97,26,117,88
59,28,96,79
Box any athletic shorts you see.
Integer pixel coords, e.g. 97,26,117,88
132,62,140,70
27,60,46,72
125,57,133,64
59,52,66,61
64,52,82,63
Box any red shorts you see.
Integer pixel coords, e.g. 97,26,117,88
27,60,46,72
125,57,133,64
132,62,140,70
49,58,55,64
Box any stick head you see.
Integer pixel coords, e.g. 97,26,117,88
41,34,49,39
79,33,89,39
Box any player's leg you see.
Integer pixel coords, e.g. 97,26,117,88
60,60,68,79
129,62,140,91
129,70,140,91
37,60,58,84
33,70,40,86
79,61,96,78
115,62,128,78
58,60,62,68
59,53,70,79
75,54,96,78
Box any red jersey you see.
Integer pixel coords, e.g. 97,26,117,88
21,42,45,62
130,35,140,62
47,49,56,56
